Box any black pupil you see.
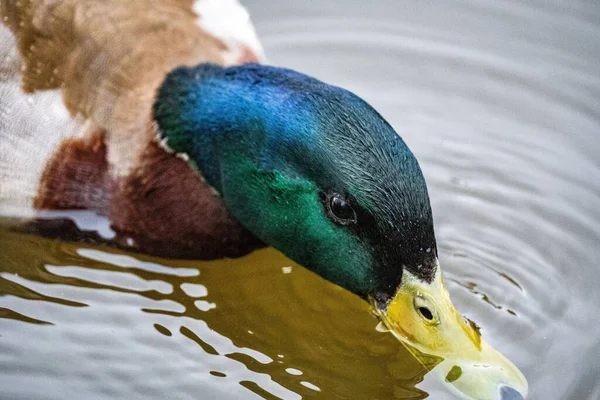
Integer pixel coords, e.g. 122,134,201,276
330,197,354,220
419,307,433,320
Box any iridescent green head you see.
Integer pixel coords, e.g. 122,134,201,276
154,63,528,400
154,63,436,301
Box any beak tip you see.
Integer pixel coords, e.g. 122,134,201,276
499,384,525,400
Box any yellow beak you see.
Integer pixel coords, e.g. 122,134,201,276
374,263,528,400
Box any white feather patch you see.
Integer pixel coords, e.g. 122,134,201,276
193,0,266,63
0,24,83,216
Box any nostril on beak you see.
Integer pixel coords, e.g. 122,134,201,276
499,384,524,400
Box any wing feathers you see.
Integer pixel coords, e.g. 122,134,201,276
0,0,264,214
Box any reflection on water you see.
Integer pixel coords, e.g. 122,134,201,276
245,0,600,398
0,223,435,399
1,0,600,398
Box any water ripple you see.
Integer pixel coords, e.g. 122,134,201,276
1,0,600,398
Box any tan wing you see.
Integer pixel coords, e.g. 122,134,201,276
0,0,264,214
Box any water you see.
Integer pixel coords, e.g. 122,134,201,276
1,0,600,399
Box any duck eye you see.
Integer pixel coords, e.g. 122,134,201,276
327,195,356,225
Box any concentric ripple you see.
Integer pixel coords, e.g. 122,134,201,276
2,0,600,399
248,0,600,397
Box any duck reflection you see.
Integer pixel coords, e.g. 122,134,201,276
1,217,433,399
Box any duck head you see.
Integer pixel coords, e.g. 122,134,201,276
154,63,527,399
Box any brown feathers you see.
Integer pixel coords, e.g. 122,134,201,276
33,128,109,210
1,0,230,176
109,141,265,259
1,0,264,258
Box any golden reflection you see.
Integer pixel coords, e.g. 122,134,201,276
0,221,433,399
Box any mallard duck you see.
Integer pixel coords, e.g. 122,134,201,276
0,1,527,398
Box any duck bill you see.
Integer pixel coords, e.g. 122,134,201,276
374,264,528,400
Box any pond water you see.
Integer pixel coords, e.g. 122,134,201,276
1,0,600,399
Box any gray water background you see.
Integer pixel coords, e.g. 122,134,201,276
1,0,600,399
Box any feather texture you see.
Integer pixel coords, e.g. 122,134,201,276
0,0,263,215
0,23,83,215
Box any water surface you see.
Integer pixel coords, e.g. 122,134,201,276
2,0,600,399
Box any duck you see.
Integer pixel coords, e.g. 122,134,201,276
0,1,527,399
